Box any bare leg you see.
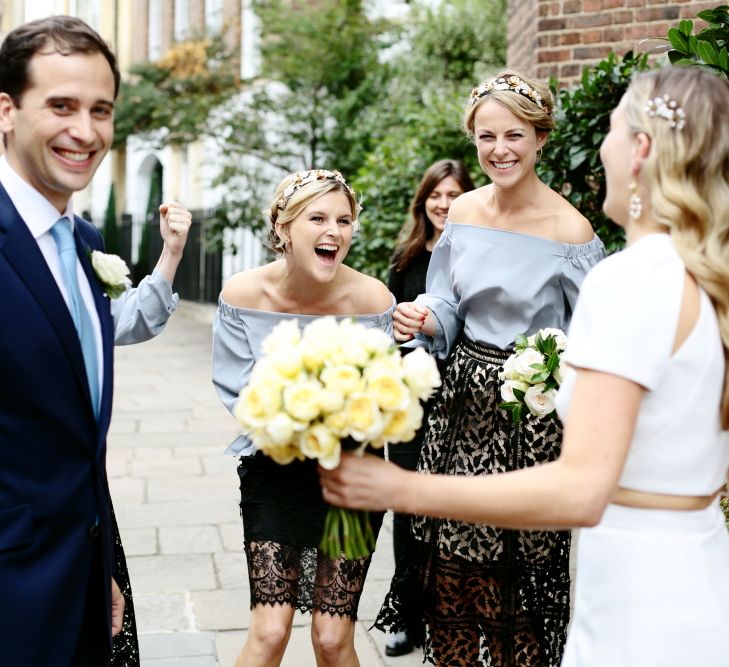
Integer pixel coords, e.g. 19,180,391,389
233,604,296,667
311,611,359,667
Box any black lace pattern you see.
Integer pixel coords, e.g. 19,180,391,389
245,540,372,618
110,499,140,666
374,336,571,666
238,455,381,619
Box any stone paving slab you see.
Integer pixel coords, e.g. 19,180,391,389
111,304,422,665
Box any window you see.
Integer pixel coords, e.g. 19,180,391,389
174,0,189,40
206,0,224,34
148,0,162,59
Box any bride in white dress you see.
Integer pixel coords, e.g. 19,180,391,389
320,65,729,667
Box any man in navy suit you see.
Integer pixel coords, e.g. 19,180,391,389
0,16,191,666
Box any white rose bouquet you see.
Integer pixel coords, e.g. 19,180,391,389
234,316,441,560
498,328,566,425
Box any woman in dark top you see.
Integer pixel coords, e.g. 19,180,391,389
384,159,475,657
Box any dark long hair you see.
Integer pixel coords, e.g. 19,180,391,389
391,159,475,272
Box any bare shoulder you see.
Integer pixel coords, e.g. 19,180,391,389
550,193,595,244
341,266,394,314
220,264,273,309
447,187,488,224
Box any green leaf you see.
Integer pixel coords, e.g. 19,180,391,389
513,388,526,402
678,19,694,36
697,40,719,64
531,372,550,384
668,27,690,53
719,47,729,71
514,333,529,348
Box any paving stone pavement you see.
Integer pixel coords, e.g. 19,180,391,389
109,302,425,667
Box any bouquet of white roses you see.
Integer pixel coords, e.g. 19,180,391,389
234,316,441,559
498,328,567,425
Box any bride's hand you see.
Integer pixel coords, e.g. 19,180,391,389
319,453,407,512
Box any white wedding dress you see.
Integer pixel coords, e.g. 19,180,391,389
555,233,729,667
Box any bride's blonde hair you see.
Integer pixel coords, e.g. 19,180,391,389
624,67,729,428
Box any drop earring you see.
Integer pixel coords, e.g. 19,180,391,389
629,179,642,221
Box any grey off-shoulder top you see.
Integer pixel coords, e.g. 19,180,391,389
213,297,396,456
415,221,607,357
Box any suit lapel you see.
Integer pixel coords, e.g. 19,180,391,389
0,185,94,416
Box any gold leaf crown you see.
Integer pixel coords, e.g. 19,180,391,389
277,169,356,211
468,74,546,111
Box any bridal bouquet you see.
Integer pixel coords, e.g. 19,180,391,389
234,317,441,559
498,328,567,425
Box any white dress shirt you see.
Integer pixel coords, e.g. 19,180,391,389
0,155,105,390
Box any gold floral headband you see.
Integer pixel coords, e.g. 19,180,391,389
644,94,686,131
277,169,356,211
468,74,546,111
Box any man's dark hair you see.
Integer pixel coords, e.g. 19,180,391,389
0,15,121,105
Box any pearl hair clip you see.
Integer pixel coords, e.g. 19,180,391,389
277,169,356,211
468,75,546,111
644,94,686,131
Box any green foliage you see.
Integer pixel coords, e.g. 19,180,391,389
666,5,729,77
721,496,729,530
208,0,388,247
113,32,238,148
347,93,482,280
102,184,119,255
344,0,506,279
537,51,650,253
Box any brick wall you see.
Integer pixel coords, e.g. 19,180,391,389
507,0,718,85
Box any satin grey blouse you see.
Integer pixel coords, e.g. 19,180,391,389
415,221,606,357
213,297,396,456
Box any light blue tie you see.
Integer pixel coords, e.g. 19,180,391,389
51,218,100,416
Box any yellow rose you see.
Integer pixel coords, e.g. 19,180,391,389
263,442,305,466
234,381,281,430
360,327,393,356
301,316,340,345
318,388,345,413
261,318,301,354
320,364,362,395
263,412,297,446
301,338,331,372
324,411,350,437
328,337,370,367
269,346,304,378
345,393,385,442
382,400,424,444
402,347,442,400
299,424,341,469
283,379,322,422
364,367,411,412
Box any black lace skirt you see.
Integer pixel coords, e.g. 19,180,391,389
110,499,140,666
238,452,384,619
374,336,571,666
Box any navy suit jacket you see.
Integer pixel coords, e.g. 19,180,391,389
0,183,117,665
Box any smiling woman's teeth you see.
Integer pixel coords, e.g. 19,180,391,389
57,150,90,162
493,161,516,170
316,244,337,253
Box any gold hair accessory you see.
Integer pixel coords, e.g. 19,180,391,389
468,75,546,111
644,94,685,131
277,169,355,211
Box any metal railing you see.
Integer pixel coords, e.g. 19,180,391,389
117,209,222,304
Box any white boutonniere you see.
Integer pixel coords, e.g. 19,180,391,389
90,250,132,299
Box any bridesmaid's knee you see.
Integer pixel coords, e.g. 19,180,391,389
311,614,355,660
